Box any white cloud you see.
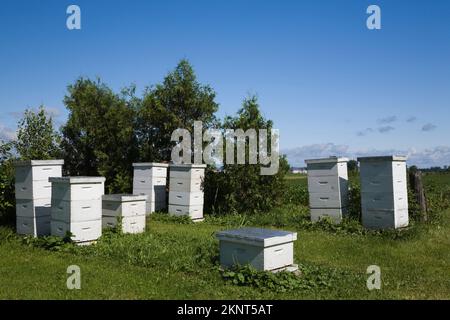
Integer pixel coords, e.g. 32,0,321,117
282,144,450,168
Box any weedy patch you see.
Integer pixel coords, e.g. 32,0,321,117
221,263,342,292
21,232,76,252
150,212,195,225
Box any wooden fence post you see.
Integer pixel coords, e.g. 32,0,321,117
409,170,428,222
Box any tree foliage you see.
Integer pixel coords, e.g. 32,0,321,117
15,106,61,160
136,59,219,162
204,96,289,214
61,78,138,193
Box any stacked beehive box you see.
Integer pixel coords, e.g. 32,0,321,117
132,163,168,214
305,157,349,223
168,164,206,221
102,194,147,234
14,160,64,236
358,156,409,229
49,177,105,244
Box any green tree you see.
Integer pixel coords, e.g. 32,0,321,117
204,96,289,214
136,59,219,161
61,78,138,193
0,140,15,225
347,159,358,173
15,106,61,160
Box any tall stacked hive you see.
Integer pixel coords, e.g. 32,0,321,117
49,177,105,244
305,157,349,223
102,194,147,234
132,163,168,214
358,156,409,229
168,164,206,221
14,160,64,236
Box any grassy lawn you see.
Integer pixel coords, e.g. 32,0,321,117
0,173,449,300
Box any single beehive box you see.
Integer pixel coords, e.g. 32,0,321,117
216,228,297,272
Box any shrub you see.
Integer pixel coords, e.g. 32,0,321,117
0,141,15,226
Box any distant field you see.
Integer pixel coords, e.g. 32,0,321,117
0,172,449,299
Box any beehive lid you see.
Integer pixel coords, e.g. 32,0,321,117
305,157,349,165
13,159,64,167
102,194,147,202
169,163,207,169
49,176,106,184
216,228,297,247
132,162,169,168
357,155,407,162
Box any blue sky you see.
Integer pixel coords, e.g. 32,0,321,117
0,0,449,167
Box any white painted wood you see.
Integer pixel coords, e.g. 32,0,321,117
169,164,206,180
50,177,105,201
133,163,168,178
169,177,202,193
102,199,146,217
169,191,203,206
51,219,102,242
358,156,409,229
15,180,52,200
216,228,297,271
51,199,102,223
15,199,51,218
102,215,146,234
16,216,51,237
310,208,346,223
168,204,203,220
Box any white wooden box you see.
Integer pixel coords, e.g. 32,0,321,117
102,194,147,217
51,219,102,243
168,204,203,220
169,191,204,206
133,176,166,190
14,160,63,183
49,177,105,201
51,198,102,223
15,180,52,200
16,215,51,237
133,163,168,178
310,208,347,223
169,164,206,180
133,185,167,202
216,228,297,271
14,160,64,201
358,156,409,229
102,215,146,234
169,177,202,193
16,198,51,218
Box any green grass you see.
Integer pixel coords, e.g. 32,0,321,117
0,172,449,299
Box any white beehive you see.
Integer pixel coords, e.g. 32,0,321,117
216,228,298,272
49,176,105,243
168,164,206,221
14,160,64,237
358,156,409,229
305,157,349,223
132,163,168,215
102,194,147,234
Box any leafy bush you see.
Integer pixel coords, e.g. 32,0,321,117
204,97,290,215
283,183,309,206
21,233,75,252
